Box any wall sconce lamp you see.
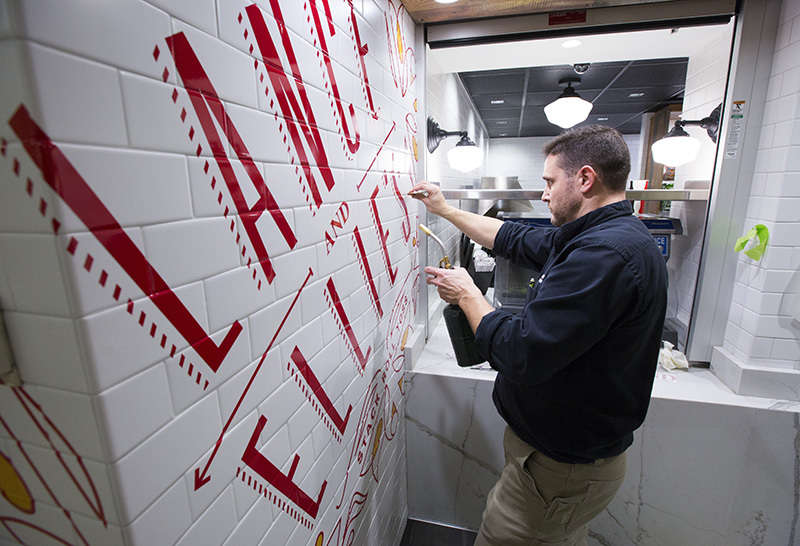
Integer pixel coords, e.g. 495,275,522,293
544,77,593,129
427,117,484,173
651,104,721,167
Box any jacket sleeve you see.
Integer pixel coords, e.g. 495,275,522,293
493,221,557,270
475,242,638,385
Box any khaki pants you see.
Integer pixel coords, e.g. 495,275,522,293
475,427,626,546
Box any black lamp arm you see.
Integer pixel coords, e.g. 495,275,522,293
441,130,467,138
675,103,722,143
427,117,468,153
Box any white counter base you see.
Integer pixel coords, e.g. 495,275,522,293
406,322,800,545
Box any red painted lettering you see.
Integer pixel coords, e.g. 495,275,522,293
338,200,350,224
385,0,416,98
369,186,398,284
194,268,312,490
242,415,327,519
358,122,395,191
346,0,379,119
289,346,352,438
388,172,411,243
353,226,383,318
307,0,361,153
246,3,336,209
9,105,241,374
324,201,351,254
165,32,297,285
325,276,371,372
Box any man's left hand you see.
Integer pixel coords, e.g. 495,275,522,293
424,266,481,305
425,266,496,332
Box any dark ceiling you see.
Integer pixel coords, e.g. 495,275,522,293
460,57,688,138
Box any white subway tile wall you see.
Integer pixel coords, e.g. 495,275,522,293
0,0,417,544
424,54,490,328
722,0,800,369
26,44,130,147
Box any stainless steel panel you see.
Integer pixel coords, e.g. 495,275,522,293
439,188,710,201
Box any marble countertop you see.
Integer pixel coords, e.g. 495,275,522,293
412,320,800,414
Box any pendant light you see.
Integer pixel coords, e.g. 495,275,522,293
544,77,593,129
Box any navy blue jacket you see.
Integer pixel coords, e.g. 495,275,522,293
475,200,668,463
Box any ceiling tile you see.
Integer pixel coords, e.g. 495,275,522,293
460,57,688,137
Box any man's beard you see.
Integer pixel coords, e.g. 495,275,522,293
549,198,581,227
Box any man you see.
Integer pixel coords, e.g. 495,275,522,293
409,125,668,546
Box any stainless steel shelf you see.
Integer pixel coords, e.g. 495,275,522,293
440,189,710,201
626,189,710,201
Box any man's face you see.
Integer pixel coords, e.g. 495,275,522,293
542,154,582,227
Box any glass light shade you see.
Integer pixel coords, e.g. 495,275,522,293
447,144,484,172
544,96,593,129
651,135,702,167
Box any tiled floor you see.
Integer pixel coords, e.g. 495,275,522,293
399,519,478,546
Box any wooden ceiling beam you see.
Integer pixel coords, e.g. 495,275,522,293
402,0,679,24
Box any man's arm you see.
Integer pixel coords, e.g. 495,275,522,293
474,244,635,384
409,181,503,249
424,266,494,332
411,180,500,334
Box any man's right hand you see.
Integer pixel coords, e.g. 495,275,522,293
408,181,452,218
409,180,503,251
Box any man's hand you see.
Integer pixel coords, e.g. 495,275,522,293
425,266,495,332
408,181,502,250
408,181,453,218
424,266,482,305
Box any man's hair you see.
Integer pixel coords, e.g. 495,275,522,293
542,125,631,192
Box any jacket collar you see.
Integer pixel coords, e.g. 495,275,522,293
554,200,633,250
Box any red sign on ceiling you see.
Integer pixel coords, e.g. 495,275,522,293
549,10,588,26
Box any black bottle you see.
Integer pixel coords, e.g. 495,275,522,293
443,303,486,367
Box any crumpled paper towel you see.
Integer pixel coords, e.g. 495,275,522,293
659,341,689,371
472,247,495,272
734,224,769,261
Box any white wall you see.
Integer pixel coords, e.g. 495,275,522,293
0,0,418,544
486,136,551,188
486,135,550,218
486,133,643,218
668,26,735,332
719,0,800,370
424,51,489,326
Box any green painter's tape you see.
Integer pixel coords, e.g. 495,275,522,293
734,224,770,261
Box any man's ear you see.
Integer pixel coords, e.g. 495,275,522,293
577,165,598,194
